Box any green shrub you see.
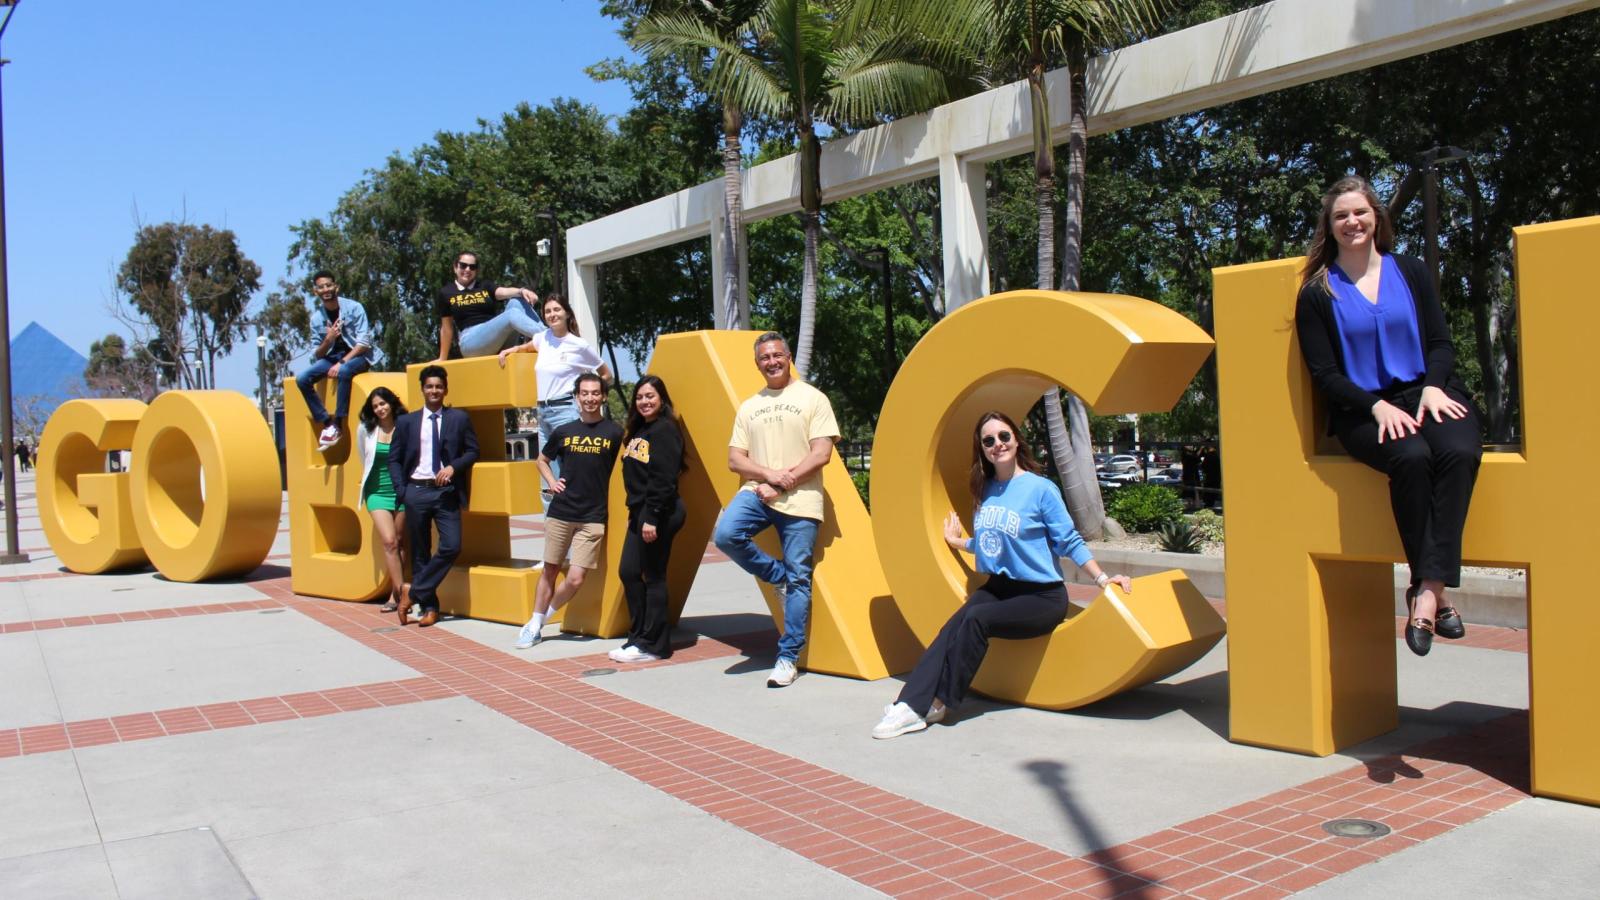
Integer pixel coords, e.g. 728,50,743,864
1157,520,1205,554
851,468,871,509
1105,484,1183,533
1189,509,1224,543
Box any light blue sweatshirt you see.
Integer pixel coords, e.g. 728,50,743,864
964,470,1093,582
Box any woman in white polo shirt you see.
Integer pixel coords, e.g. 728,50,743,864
499,293,613,488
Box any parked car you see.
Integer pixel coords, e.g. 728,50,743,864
1147,466,1184,486
1098,469,1144,487
1103,454,1141,473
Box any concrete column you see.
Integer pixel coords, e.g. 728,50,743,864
569,259,601,345
940,152,990,310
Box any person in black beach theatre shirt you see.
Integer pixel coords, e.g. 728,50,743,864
515,373,623,650
436,250,547,359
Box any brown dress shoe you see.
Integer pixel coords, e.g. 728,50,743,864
418,609,440,627
398,583,413,625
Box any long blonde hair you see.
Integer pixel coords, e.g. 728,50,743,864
1299,176,1395,294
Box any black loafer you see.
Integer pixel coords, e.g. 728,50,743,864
1435,607,1466,640
1404,586,1433,657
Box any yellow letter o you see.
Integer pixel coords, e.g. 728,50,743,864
128,391,280,582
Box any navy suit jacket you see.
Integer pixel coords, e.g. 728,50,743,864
389,405,479,507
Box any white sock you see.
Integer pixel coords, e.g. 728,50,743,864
531,610,548,631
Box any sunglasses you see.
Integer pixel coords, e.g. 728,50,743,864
455,261,479,270
981,430,1014,449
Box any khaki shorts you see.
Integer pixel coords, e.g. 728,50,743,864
543,518,606,569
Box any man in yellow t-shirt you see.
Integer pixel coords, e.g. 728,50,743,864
712,332,841,688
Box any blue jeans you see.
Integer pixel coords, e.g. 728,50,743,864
458,298,546,357
712,490,820,663
536,401,580,484
295,354,372,426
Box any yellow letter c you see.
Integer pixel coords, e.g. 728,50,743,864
871,290,1225,708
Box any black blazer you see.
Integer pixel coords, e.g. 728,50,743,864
388,406,479,507
1294,253,1466,432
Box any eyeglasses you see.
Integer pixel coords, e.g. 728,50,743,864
455,261,479,270
981,430,1014,449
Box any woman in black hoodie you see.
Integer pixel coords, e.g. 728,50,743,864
610,375,688,663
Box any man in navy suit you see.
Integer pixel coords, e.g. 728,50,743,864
389,364,479,626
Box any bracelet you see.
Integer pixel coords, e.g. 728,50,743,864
1094,572,1111,587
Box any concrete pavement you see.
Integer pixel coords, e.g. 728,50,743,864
3,470,1595,898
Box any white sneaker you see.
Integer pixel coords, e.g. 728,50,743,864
608,645,640,663
873,702,928,740
767,658,798,688
924,703,947,725
623,650,659,663
514,621,542,650
317,423,341,450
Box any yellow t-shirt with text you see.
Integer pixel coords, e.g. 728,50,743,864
729,380,840,521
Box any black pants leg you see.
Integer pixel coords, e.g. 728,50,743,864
896,577,1070,716
619,501,686,658
1335,386,1482,587
404,482,461,611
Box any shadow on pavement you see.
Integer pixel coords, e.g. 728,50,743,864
1025,760,1155,899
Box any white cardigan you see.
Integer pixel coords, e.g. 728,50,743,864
354,423,395,509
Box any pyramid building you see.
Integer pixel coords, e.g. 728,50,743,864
9,322,89,432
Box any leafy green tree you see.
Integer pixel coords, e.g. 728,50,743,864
635,0,975,378
254,282,313,407
84,333,159,401
115,222,262,390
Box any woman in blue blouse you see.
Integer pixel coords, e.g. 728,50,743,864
872,412,1131,739
1295,176,1482,656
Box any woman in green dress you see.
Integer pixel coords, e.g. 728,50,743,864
357,387,409,612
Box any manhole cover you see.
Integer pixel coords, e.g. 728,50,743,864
371,626,400,633
581,668,617,677
259,609,286,614
1321,818,1390,838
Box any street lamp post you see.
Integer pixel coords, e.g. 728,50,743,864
256,334,269,421
864,248,895,385
0,0,27,564
535,210,565,295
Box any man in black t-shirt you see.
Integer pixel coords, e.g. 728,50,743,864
516,372,623,649
436,250,546,359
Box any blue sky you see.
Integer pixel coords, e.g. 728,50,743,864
3,0,639,392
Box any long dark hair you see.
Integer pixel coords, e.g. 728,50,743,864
968,410,1045,506
542,292,580,337
359,386,408,432
1300,175,1395,294
626,375,688,472
625,375,676,439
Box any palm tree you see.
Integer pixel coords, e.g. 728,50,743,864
636,0,974,378
861,0,1168,537
633,1,763,331
1047,2,1172,539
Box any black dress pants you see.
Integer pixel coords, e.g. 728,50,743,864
404,480,461,612
896,576,1070,716
1334,383,1482,588
619,499,687,658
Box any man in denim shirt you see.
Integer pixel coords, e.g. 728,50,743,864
295,271,374,451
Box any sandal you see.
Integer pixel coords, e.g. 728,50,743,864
1404,586,1433,657
1434,606,1466,640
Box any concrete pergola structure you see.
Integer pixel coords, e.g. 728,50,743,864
562,0,1598,339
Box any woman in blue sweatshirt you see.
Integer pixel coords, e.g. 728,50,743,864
873,411,1131,739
